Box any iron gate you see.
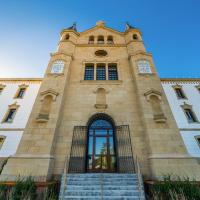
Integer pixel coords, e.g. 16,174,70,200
68,125,135,173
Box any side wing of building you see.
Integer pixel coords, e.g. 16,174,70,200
0,79,41,158
162,79,200,158
0,77,199,160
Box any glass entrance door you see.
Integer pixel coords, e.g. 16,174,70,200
87,119,116,172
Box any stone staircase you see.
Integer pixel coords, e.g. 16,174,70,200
59,173,146,200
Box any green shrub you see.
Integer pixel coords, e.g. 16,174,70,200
12,176,37,200
151,175,200,200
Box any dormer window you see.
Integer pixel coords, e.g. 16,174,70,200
89,36,94,44
107,36,113,44
98,35,104,44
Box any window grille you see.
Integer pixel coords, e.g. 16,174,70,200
84,66,94,80
108,65,118,80
96,66,106,80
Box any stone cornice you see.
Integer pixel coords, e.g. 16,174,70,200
161,78,200,82
0,78,42,82
76,44,127,47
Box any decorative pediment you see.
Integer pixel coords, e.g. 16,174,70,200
172,84,182,89
8,102,20,109
40,89,59,101
181,102,192,110
93,87,109,94
80,21,123,36
18,84,28,88
144,89,162,101
0,84,6,89
195,84,200,91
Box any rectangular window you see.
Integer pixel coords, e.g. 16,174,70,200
175,88,186,99
4,109,17,123
96,64,106,80
184,109,198,123
16,88,26,98
84,64,94,80
0,137,5,149
197,138,200,146
108,64,118,80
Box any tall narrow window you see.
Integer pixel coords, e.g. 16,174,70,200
4,108,17,123
108,64,118,80
0,137,5,149
196,85,200,93
175,88,186,99
184,109,198,123
197,137,200,147
0,84,6,95
17,88,26,98
84,64,94,80
97,35,104,44
96,64,106,80
89,36,94,44
107,36,113,44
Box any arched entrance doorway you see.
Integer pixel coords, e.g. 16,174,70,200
86,114,117,172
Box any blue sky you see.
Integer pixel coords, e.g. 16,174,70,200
0,0,200,78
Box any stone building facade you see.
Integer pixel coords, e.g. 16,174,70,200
0,21,200,181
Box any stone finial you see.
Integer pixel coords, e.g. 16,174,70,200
66,22,77,31
96,21,105,27
126,22,136,30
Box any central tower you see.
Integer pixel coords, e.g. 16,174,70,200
1,21,200,181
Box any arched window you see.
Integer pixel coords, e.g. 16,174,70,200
87,114,116,172
65,34,70,40
107,36,113,44
97,35,104,44
89,36,94,44
133,34,138,40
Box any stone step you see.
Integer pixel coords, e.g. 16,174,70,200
65,185,139,190
66,181,139,186
65,190,140,196
62,177,138,181
63,196,140,200
65,173,138,178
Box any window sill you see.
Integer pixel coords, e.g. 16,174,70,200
95,104,108,109
1,121,13,124
154,114,167,123
187,121,200,124
80,80,123,85
36,114,49,123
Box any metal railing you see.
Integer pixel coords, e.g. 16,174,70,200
134,155,145,200
60,156,69,200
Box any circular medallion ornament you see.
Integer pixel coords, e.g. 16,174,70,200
95,50,108,57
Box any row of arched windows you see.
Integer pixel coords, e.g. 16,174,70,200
64,33,139,43
89,35,114,44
